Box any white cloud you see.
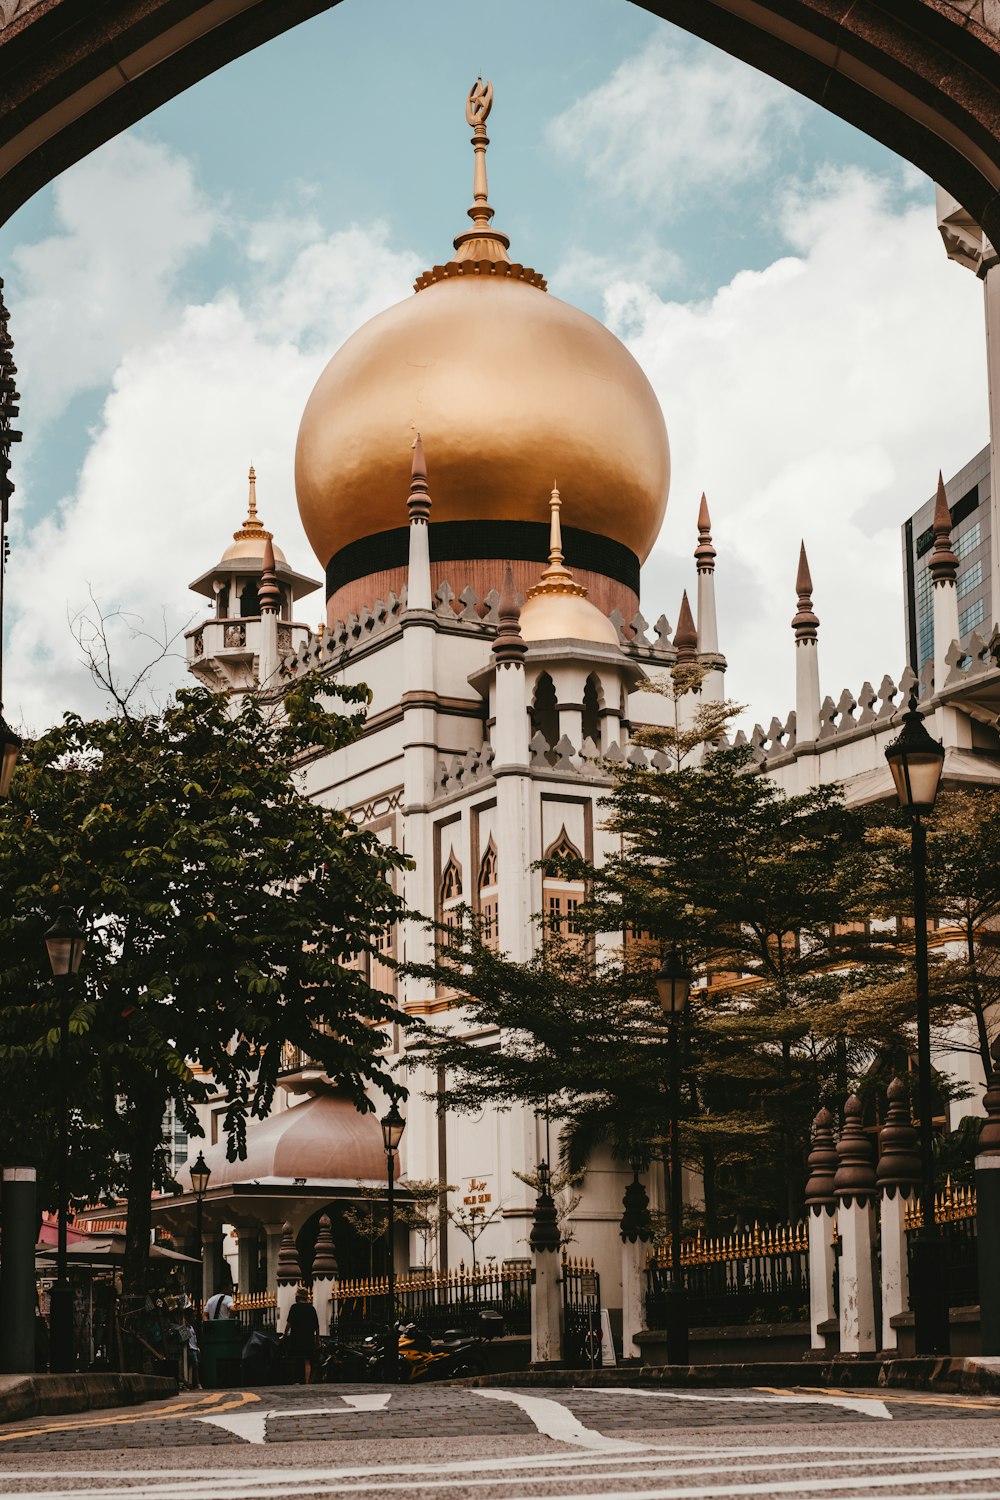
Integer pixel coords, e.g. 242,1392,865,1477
9,136,219,434
610,166,988,730
4,155,420,731
547,33,802,208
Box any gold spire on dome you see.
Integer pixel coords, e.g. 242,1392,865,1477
231,464,271,546
454,78,510,265
222,465,287,563
519,489,620,646
413,80,546,292
527,486,588,602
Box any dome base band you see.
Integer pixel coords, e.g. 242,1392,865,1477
326,520,639,601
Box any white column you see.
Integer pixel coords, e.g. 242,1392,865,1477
836,1198,877,1354
258,609,278,687
531,1254,562,1367
879,1192,910,1352
833,1095,878,1354
311,1275,335,1337
236,1228,257,1299
807,1209,836,1352
276,1281,297,1330
263,1223,283,1299
620,1238,648,1362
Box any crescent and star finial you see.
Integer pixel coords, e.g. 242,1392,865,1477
466,76,493,128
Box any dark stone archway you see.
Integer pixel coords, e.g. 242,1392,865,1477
1,2,999,239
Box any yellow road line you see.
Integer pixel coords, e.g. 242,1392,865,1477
756,1384,1000,1412
0,1389,260,1442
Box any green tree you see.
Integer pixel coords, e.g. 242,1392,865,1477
0,675,409,1296
411,745,914,1227
863,787,1000,1076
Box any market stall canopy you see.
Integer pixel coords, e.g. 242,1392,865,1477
35,1235,201,1269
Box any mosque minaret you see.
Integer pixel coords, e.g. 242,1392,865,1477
176,80,1000,1347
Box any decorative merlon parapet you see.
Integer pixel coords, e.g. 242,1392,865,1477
944,620,1000,687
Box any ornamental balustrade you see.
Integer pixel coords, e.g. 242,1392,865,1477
561,1253,603,1367
329,1262,530,1347
645,1221,809,1330
231,1291,278,1332
904,1178,979,1308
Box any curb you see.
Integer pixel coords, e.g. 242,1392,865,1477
0,1373,178,1425
447,1357,1000,1395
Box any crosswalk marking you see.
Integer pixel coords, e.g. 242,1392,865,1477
7,1448,1000,1500
196,1394,393,1445
594,1386,893,1420
475,1388,648,1450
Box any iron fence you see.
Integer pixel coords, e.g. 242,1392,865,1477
645,1222,809,1330
330,1263,530,1347
561,1254,602,1367
905,1179,979,1308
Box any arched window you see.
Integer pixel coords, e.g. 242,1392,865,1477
438,851,464,953
582,673,602,746
531,672,559,756
240,578,261,617
477,840,499,951
542,828,585,947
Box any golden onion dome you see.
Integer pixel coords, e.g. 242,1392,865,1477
294,80,669,583
519,488,620,646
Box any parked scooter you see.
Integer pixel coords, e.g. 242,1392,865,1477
360,1314,501,1382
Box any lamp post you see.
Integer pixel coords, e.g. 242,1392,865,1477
884,695,950,1355
189,1150,211,1318
380,1100,405,1382
44,906,86,1374
655,952,692,1367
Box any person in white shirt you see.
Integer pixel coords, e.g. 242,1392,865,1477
204,1287,234,1320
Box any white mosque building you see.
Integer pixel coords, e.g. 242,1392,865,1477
161,84,1000,1323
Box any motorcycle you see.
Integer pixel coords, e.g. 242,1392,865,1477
353,1317,498,1383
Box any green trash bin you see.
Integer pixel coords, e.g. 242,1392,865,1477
200,1318,246,1388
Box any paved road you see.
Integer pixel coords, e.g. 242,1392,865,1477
2,1383,1000,1498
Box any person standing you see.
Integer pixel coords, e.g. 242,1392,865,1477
283,1287,320,1384
204,1286,234,1320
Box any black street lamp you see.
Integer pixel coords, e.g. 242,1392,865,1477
189,1150,211,1318
380,1100,405,1382
655,951,691,1366
884,696,950,1355
44,905,86,1374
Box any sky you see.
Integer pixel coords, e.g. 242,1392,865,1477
0,0,989,734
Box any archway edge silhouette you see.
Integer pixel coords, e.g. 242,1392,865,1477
0,0,998,242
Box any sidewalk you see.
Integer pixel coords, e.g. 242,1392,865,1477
0,1373,177,1424
461,1356,1000,1395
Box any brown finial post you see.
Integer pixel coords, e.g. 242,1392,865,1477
620,1166,653,1363
833,1095,878,1354
310,1213,339,1338
878,1079,921,1351
258,536,281,614
493,563,527,669
529,1161,563,1368
694,494,720,659
673,590,698,666
804,1107,838,1351
976,1035,1000,1352
275,1221,303,1331
928,471,959,587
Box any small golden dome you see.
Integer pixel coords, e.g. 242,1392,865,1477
519,488,621,647
294,83,669,577
222,467,287,564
